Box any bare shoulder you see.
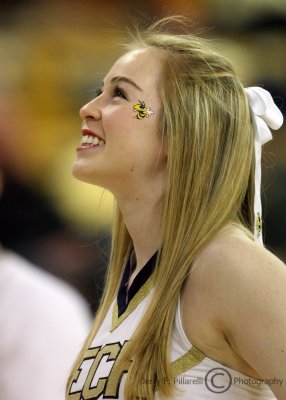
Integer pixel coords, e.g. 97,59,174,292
184,224,286,395
188,224,286,327
190,223,286,293
184,223,286,332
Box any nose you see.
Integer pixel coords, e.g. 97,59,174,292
79,98,102,121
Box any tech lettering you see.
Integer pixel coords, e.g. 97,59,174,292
68,341,130,400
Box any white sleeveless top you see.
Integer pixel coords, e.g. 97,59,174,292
67,254,277,400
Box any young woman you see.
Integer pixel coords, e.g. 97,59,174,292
67,17,285,400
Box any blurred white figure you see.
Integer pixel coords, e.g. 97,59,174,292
0,170,91,400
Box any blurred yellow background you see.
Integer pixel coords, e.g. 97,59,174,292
0,0,285,306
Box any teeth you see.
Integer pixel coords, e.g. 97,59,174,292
81,135,105,146
93,137,99,145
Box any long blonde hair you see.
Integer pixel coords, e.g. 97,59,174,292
67,16,255,400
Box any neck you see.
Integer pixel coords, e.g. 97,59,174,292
117,192,162,271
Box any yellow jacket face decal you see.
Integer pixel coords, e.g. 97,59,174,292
133,100,154,119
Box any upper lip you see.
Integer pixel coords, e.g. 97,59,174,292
81,128,104,141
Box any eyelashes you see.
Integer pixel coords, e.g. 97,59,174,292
94,85,128,100
113,86,128,100
94,88,103,97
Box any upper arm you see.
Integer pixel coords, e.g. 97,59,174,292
195,236,286,398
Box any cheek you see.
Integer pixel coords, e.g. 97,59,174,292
103,104,162,157
103,108,133,142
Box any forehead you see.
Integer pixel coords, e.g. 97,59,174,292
105,48,165,91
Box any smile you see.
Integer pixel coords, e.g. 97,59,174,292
80,135,105,147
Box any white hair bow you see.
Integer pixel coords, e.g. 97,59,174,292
245,86,283,244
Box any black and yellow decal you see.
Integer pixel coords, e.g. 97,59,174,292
256,212,262,238
133,100,154,119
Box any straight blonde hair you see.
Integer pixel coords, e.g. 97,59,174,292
66,16,255,400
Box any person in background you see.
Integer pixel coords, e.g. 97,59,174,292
0,168,91,400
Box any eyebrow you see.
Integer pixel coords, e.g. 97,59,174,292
103,76,143,92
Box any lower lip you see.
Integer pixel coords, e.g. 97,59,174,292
76,144,103,152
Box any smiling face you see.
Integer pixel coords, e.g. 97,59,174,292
72,48,167,200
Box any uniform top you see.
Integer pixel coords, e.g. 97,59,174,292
68,251,277,400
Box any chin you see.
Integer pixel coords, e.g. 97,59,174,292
71,161,110,190
71,161,95,185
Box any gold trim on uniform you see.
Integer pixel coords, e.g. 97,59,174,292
172,346,205,377
111,275,154,331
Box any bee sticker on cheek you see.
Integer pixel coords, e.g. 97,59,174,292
133,100,154,119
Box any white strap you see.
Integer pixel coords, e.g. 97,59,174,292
245,87,283,244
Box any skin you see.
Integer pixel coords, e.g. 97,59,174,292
74,48,286,398
73,48,167,270
181,224,286,398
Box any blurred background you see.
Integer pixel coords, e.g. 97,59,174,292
0,0,285,312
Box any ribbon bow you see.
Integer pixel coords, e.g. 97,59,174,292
245,86,283,244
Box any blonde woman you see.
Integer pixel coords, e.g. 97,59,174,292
67,17,285,400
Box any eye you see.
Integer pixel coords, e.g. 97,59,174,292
113,86,128,100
